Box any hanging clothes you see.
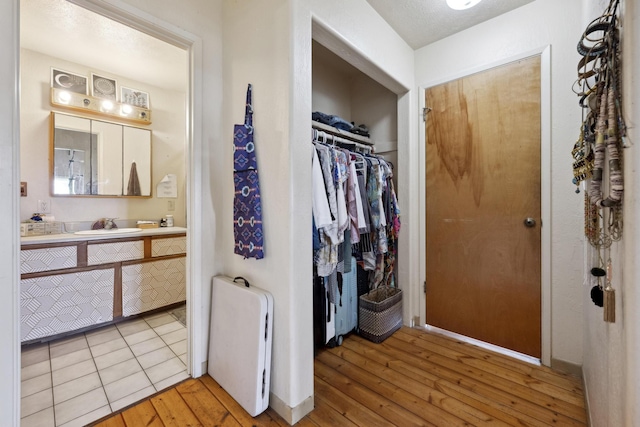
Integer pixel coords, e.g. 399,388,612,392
346,157,362,244
312,147,332,231
233,84,264,259
311,130,401,293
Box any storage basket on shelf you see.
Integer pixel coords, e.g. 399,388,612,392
358,286,402,343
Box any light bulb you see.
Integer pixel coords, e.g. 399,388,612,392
101,100,114,111
121,105,133,115
446,0,482,10
57,91,71,104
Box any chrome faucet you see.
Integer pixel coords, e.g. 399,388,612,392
104,218,117,229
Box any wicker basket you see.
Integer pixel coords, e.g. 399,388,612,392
358,287,403,343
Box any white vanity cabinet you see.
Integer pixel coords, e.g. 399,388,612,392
21,268,115,342
122,235,187,316
122,257,186,317
20,230,187,343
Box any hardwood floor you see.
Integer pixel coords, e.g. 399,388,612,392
91,327,587,426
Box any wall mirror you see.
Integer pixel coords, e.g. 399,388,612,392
51,112,151,197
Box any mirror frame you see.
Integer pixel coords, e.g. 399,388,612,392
49,111,153,198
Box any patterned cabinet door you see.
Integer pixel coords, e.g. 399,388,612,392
88,240,144,265
21,269,114,342
122,257,186,316
151,236,187,257
21,245,77,274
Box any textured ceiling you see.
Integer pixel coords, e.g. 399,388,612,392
20,0,187,92
20,0,535,92
365,0,536,49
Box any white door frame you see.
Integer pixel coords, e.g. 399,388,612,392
418,46,552,366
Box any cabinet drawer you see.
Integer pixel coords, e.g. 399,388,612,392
21,246,77,274
122,258,186,317
151,236,187,257
21,269,114,342
88,240,144,265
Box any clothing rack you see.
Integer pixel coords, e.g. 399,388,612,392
312,122,373,153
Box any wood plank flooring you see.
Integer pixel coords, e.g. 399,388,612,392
91,326,586,426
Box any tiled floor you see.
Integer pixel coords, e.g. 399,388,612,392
20,308,189,427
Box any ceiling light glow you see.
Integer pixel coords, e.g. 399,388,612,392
446,0,483,10
101,100,114,111
57,91,71,104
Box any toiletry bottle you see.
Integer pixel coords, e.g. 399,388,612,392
166,215,174,227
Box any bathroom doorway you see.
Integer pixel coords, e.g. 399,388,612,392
19,0,199,424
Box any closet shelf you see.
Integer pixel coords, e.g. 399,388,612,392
312,121,374,146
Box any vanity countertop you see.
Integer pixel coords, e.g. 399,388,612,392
21,226,187,245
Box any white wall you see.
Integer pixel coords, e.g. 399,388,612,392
219,0,414,422
351,75,398,185
0,1,20,424
312,44,398,154
351,75,398,152
580,1,623,425
581,0,640,424
622,1,640,424
415,0,585,367
19,48,187,226
311,43,353,121
221,0,311,421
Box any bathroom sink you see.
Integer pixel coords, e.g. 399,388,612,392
74,227,143,235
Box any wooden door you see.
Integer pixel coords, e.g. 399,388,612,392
425,56,541,357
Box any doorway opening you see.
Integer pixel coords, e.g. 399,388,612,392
19,1,199,425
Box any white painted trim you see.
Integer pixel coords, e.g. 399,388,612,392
9,1,21,424
311,16,409,95
418,46,552,366
67,0,195,49
63,0,205,377
418,86,426,327
186,35,205,378
417,46,550,89
424,325,542,366
583,369,594,427
269,392,314,426
539,45,552,367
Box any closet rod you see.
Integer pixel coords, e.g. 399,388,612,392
312,128,373,153
311,122,374,146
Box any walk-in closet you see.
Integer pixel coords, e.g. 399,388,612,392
311,39,402,352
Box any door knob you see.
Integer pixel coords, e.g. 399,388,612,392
524,217,536,228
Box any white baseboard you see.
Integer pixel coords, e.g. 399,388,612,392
582,370,593,427
424,324,542,366
269,392,314,425
551,357,583,378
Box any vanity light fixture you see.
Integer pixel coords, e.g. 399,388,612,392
101,100,114,111
50,87,152,125
57,91,71,104
446,0,482,10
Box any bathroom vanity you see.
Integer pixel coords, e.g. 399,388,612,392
20,227,187,343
